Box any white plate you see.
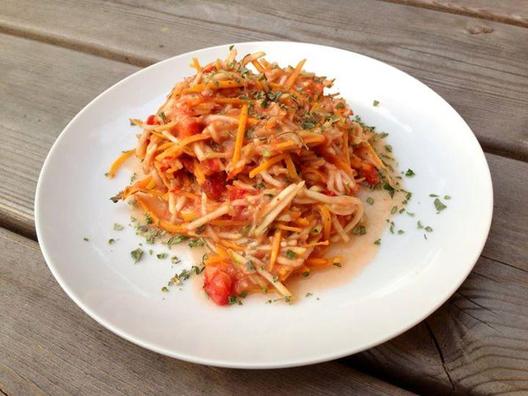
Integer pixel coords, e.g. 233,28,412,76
35,41,493,368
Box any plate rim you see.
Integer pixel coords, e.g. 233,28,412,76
34,40,494,368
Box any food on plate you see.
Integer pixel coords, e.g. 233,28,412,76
109,48,399,305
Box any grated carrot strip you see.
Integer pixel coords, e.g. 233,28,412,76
284,153,299,180
191,57,201,71
210,219,247,226
343,131,350,167
193,161,206,185
231,103,248,166
317,205,332,241
156,133,211,160
284,59,306,90
251,59,266,74
276,224,302,233
269,229,282,271
249,154,286,178
107,150,134,178
305,257,331,267
182,80,243,94
220,240,245,251
212,97,249,105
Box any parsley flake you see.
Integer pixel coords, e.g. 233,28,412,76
405,169,415,177
188,239,205,248
286,250,297,259
373,100,380,107
113,223,124,231
366,197,375,205
130,248,144,263
434,198,447,213
156,253,168,260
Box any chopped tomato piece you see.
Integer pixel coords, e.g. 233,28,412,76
146,114,159,125
203,172,226,200
177,118,204,138
360,164,380,186
226,186,248,201
202,158,222,174
203,266,233,305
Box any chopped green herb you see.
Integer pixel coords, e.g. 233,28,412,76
255,182,265,189
417,221,424,229
113,223,124,231
301,120,316,129
161,286,169,292
374,239,381,245
302,271,310,278
352,225,367,235
429,193,439,197
389,222,395,234
284,296,292,304
405,169,415,177
83,237,89,242
385,144,393,153
159,112,167,123
240,291,248,298
397,229,405,235
167,235,189,246
188,238,205,248
406,211,415,217
425,226,433,233
130,248,144,263
434,198,447,213
171,256,181,264
366,197,375,205
228,44,234,50
444,195,451,200
333,262,343,267
286,250,297,259
228,295,243,305
373,99,380,107
156,253,168,260
246,260,256,271
149,249,154,255
383,182,395,198
335,102,345,109
108,238,116,245
311,226,322,234
305,292,313,298
145,214,153,224
398,208,405,214
391,206,398,215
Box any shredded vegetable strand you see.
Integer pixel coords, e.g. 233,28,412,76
109,48,395,306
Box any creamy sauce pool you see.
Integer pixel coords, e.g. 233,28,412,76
286,188,403,296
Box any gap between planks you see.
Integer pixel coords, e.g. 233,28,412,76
380,0,528,28
0,21,154,68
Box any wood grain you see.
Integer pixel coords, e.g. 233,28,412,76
1,0,527,160
0,1,528,394
0,33,138,238
348,154,528,395
0,227,414,396
383,0,528,28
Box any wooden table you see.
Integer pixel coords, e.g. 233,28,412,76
1,1,527,394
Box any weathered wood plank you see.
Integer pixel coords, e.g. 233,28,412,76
1,154,527,396
1,0,527,160
0,227,413,396
348,154,528,395
0,33,139,238
383,0,528,28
